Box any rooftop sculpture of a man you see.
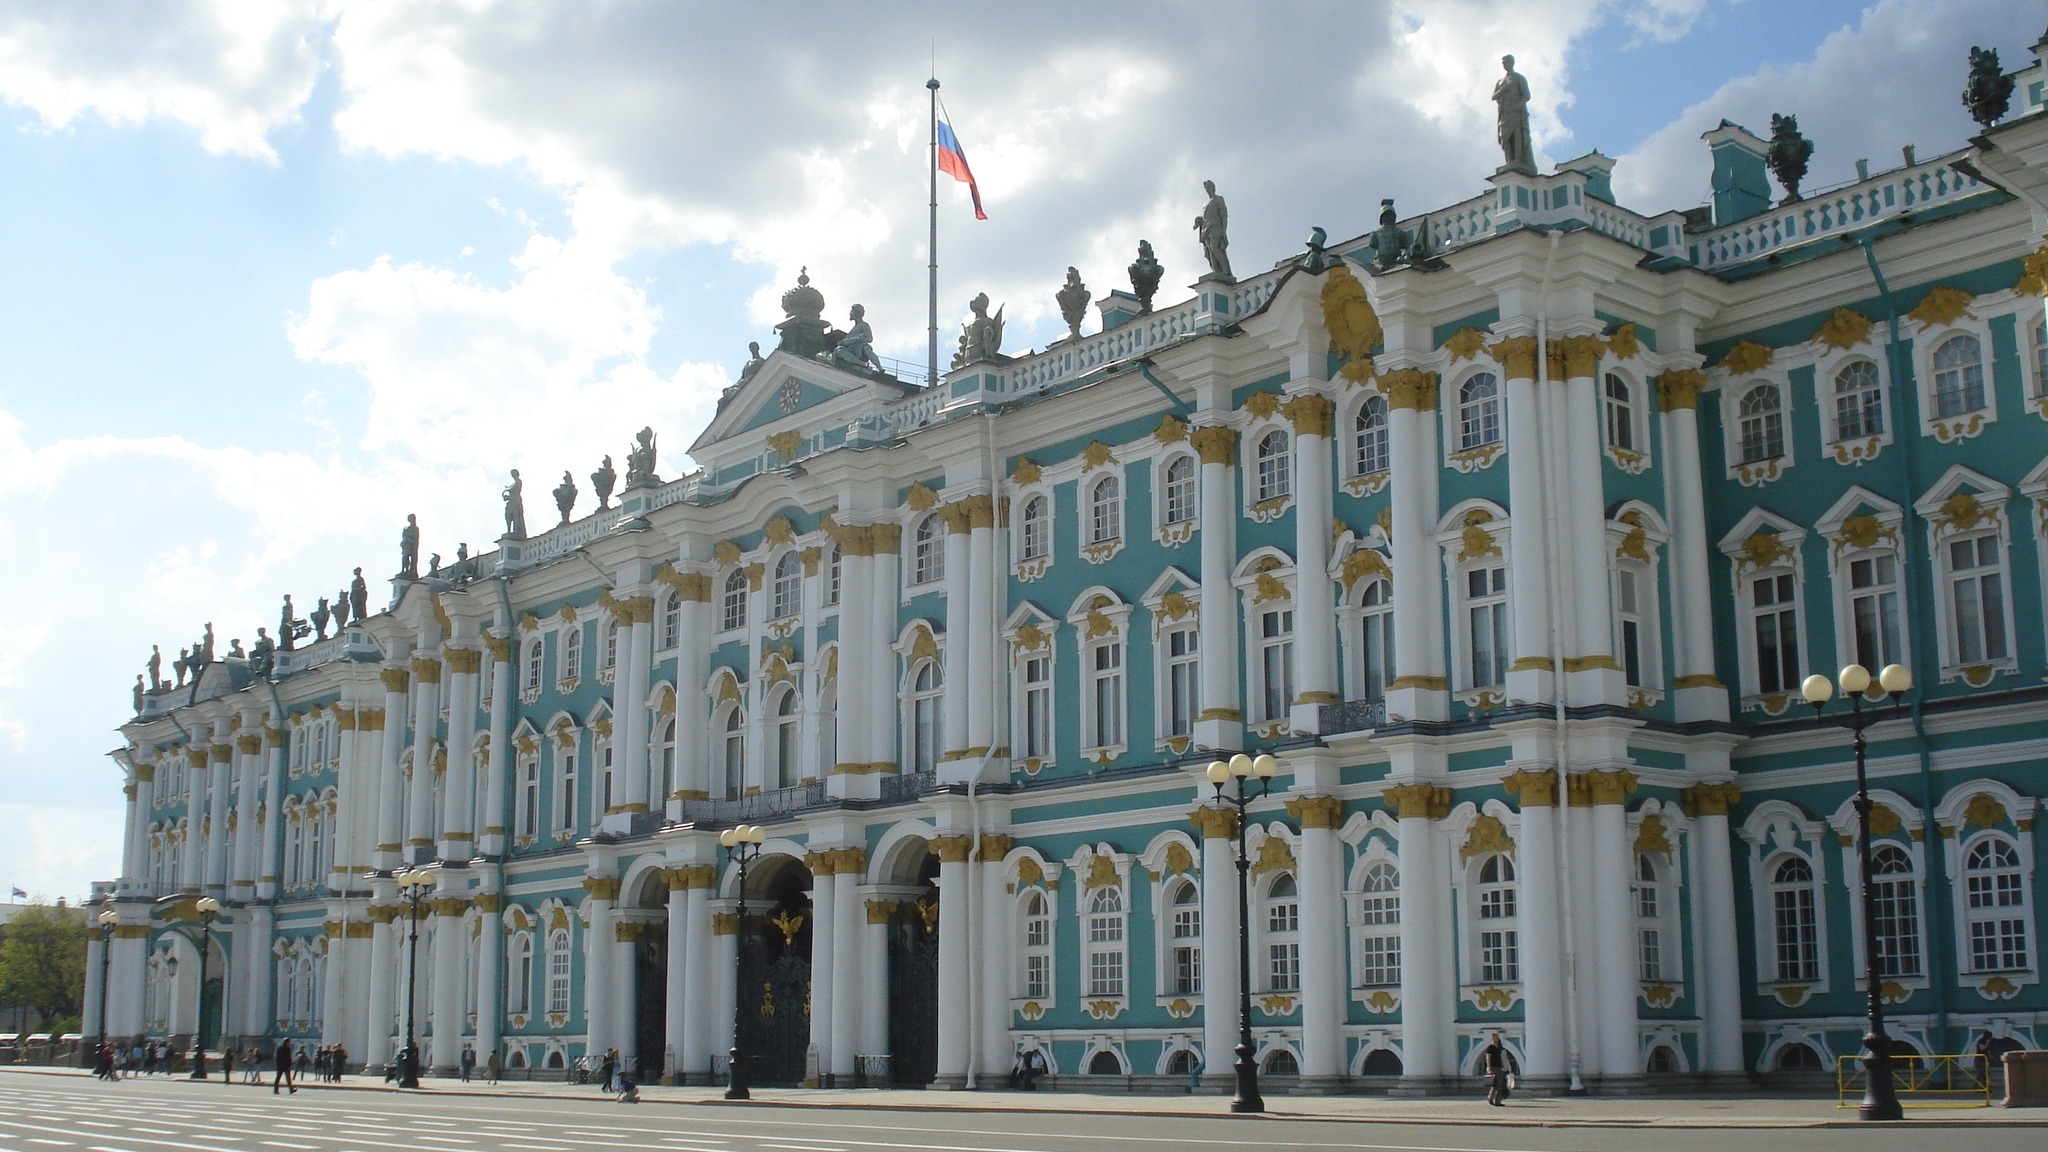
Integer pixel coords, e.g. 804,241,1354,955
831,304,881,373
1194,180,1232,282
1494,55,1536,176
502,469,527,539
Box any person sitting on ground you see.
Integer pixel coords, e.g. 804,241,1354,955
615,1071,639,1104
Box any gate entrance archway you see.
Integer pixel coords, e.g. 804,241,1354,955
883,843,939,1087
737,854,812,1087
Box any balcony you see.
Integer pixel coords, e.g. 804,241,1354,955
1318,697,1387,736
678,779,829,826
878,770,936,803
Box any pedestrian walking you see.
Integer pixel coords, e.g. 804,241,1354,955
599,1048,617,1094
333,1043,349,1081
295,1045,310,1082
486,1048,501,1085
1481,1032,1517,1106
273,1037,297,1095
221,1045,234,1083
460,1044,476,1083
245,1046,262,1083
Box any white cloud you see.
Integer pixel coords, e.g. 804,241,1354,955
0,0,328,161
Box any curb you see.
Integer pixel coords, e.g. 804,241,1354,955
5,1066,2042,1130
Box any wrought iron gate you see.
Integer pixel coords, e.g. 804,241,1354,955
738,913,810,1087
886,893,939,1087
633,933,666,1081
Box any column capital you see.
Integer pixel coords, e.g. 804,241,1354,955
976,833,1016,862
410,656,443,684
1284,794,1345,830
444,647,483,676
380,667,411,694
1187,806,1240,839
711,912,740,935
1190,425,1237,466
1657,368,1707,411
1570,768,1639,807
1382,783,1452,820
1280,393,1334,438
930,834,973,863
865,899,900,924
1555,334,1608,379
582,875,621,901
235,733,263,756
1502,768,1559,808
1681,781,1742,817
1380,368,1439,410
1488,335,1538,380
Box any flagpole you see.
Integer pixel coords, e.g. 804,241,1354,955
927,76,940,389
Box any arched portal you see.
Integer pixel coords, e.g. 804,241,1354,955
622,867,670,1082
879,840,939,1087
737,853,813,1087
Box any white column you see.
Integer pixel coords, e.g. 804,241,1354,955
481,642,513,857
429,900,466,1071
831,868,865,1081
663,878,688,1081
320,926,349,1046
1288,398,1339,732
829,541,871,789
1587,773,1638,1077
1294,798,1344,1080
475,893,502,1070
613,920,638,1070
363,907,398,1069
205,741,231,890
978,838,1012,1081
108,926,147,1038
675,578,713,798
1383,372,1445,720
376,667,409,872
125,767,154,889
179,749,205,890
808,855,837,1079
861,892,891,1056
1500,344,1555,705
867,527,900,770
1197,810,1239,1086
1389,782,1450,1080
624,607,654,811
934,835,971,1085
1563,343,1617,704
232,731,261,894
584,884,615,1061
710,902,738,1083
82,934,107,1040
941,508,971,760
1564,783,1601,1076
259,730,286,899
407,659,441,861
243,905,275,1044
333,703,362,881
681,876,715,1080
1690,783,1743,1074
1192,426,1242,752
1511,771,1565,1079
440,649,480,860
965,497,997,758
1659,371,1724,721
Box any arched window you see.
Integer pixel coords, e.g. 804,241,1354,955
1084,886,1126,997
1647,1045,1680,1074
285,805,303,886
1833,360,1884,440
1604,372,1636,452
525,640,544,692
1019,889,1052,1000
772,552,803,620
560,625,582,683
508,932,533,1015
1254,430,1291,502
1355,395,1389,476
1166,879,1201,995
719,705,744,799
1088,475,1123,544
908,659,942,774
720,570,748,632
769,687,800,789
277,956,296,1025
1773,1042,1822,1071
1162,456,1197,525
1087,1050,1123,1076
1475,854,1519,983
1356,861,1400,988
1359,578,1393,702
1020,495,1050,559
546,928,572,1015
1166,1049,1199,1076
1931,334,1986,417
2032,316,2048,399
1459,372,1501,450
1738,383,1784,463
655,717,677,800
1869,843,1921,978
1769,856,1820,981
1634,853,1665,981
307,808,325,883
1262,1050,1299,1076
912,514,945,584
601,618,618,673
1265,873,1300,992
1963,836,2028,973
660,591,681,649
825,545,842,606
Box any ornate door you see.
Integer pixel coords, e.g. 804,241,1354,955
633,933,666,1081
886,893,939,1087
738,909,810,1086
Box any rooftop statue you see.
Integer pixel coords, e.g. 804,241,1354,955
1963,46,2016,129
774,268,833,358
1303,225,1333,273
147,645,163,691
428,552,442,577
133,675,144,715
311,597,331,642
592,455,617,509
553,470,577,525
1370,200,1409,270
1493,55,1536,177
279,594,306,651
502,469,528,539
1055,267,1091,339
1194,180,1233,282
249,629,274,676
1127,240,1163,313
1767,113,1814,204
953,293,1005,368
332,585,351,631
625,427,659,489
454,543,470,581
200,622,215,666
738,341,765,384
399,514,420,580
228,638,244,659
173,646,189,688
830,304,882,373
349,568,369,622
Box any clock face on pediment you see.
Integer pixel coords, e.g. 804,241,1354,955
777,378,802,415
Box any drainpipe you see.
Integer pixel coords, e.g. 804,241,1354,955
1534,230,1586,1092
1858,235,1949,1048
495,575,519,1049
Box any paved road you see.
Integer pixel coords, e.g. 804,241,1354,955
1,1072,2043,1152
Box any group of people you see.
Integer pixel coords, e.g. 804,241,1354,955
101,1040,182,1076
592,1047,638,1103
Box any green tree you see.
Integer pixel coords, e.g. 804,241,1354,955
0,903,87,1027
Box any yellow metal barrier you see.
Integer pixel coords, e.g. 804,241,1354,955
1836,1053,1993,1108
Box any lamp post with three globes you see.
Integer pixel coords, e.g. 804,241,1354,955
1206,752,1279,1114
394,868,434,1088
719,824,768,1100
1800,661,1912,1122
187,896,221,1079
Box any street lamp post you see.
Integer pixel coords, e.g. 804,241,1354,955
1206,752,1279,1114
395,869,433,1089
1801,661,1913,1123
87,902,118,1071
719,824,767,1101
188,897,220,1079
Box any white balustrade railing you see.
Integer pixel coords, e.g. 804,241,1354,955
1692,152,1986,271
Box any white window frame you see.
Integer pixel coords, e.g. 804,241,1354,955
1006,615,1058,770
1935,785,2040,997
558,622,582,689
1346,391,1391,495
1019,494,1051,561
545,927,571,1016
1348,855,1401,990
660,591,681,650
1253,428,1292,504
1606,509,1670,697
1254,604,1295,724
1469,852,1520,988
1016,886,1055,1005
523,639,544,698
1157,452,1199,539
1602,369,1649,469
1914,475,2017,684
1821,353,1893,463
771,552,803,621
1915,322,1999,441
1068,596,1131,761
824,544,842,607
1260,871,1301,994
910,513,945,587
1158,619,1200,744
1083,885,1128,999
1960,833,2032,976
903,657,943,775
1456,371,1502,452
655,716,676,800
600,617,618,677
1234,560,1296,727
1765,852,1823,984
719,569,748,633
516,748,539,840
1457,562,1509,693
1340,571,1395,704
2024,308,2048,415
1632,852,1676,985
715,702,745,799
1011,481,1055,580
552,734,579,835
1160,875,1202,998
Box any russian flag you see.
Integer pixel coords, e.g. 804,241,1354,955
936,120,986,220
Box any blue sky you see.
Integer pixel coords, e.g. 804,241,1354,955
0,0,2040,901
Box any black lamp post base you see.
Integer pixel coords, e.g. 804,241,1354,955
725,1044,750,1100
1858,1036,1903,1121
1230,1043,1264,1113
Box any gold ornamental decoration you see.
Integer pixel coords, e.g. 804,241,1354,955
1458,814,1515,862
1320,263,1382,382
1606,322,1641,360
1719,340,1774,375
1907,285,1975,328
1812,307,1875,350
1441,327,1487,362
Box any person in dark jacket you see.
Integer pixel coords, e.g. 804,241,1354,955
273,1038,297,1094
1481,1032,1517,1106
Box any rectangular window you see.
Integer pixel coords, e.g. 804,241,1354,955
1616,568,1644,687
1849,554,1902,672
1361,598,1393,701
1165,627,1199,738
1638,928,1663,982
1751,573,1800,695
1947,535,2008,665
1870,875,1921,978
1260,609,1294,721
1478,930,1519,984
1024,954,1050,1000
1089,642,1124,749
1022,655,1051,760
1467,567,1508,689
547,937,571,1015
1267,942,1300,993
520,760,538,837
1772,886,1819,981
1172,944,1202,996
1357,933,1400,988
557,750,577,833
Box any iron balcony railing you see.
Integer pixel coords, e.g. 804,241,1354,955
1318,697,1387,735
679,779,828,826
879,770,936,803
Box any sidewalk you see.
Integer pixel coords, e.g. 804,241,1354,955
4,1064,2040,1128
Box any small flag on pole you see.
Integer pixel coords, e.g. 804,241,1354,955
936,120,986,220
9,887,26,900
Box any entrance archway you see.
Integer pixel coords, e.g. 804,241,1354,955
622,869,670,1082
737,853,812,1087
880,840,939,1087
